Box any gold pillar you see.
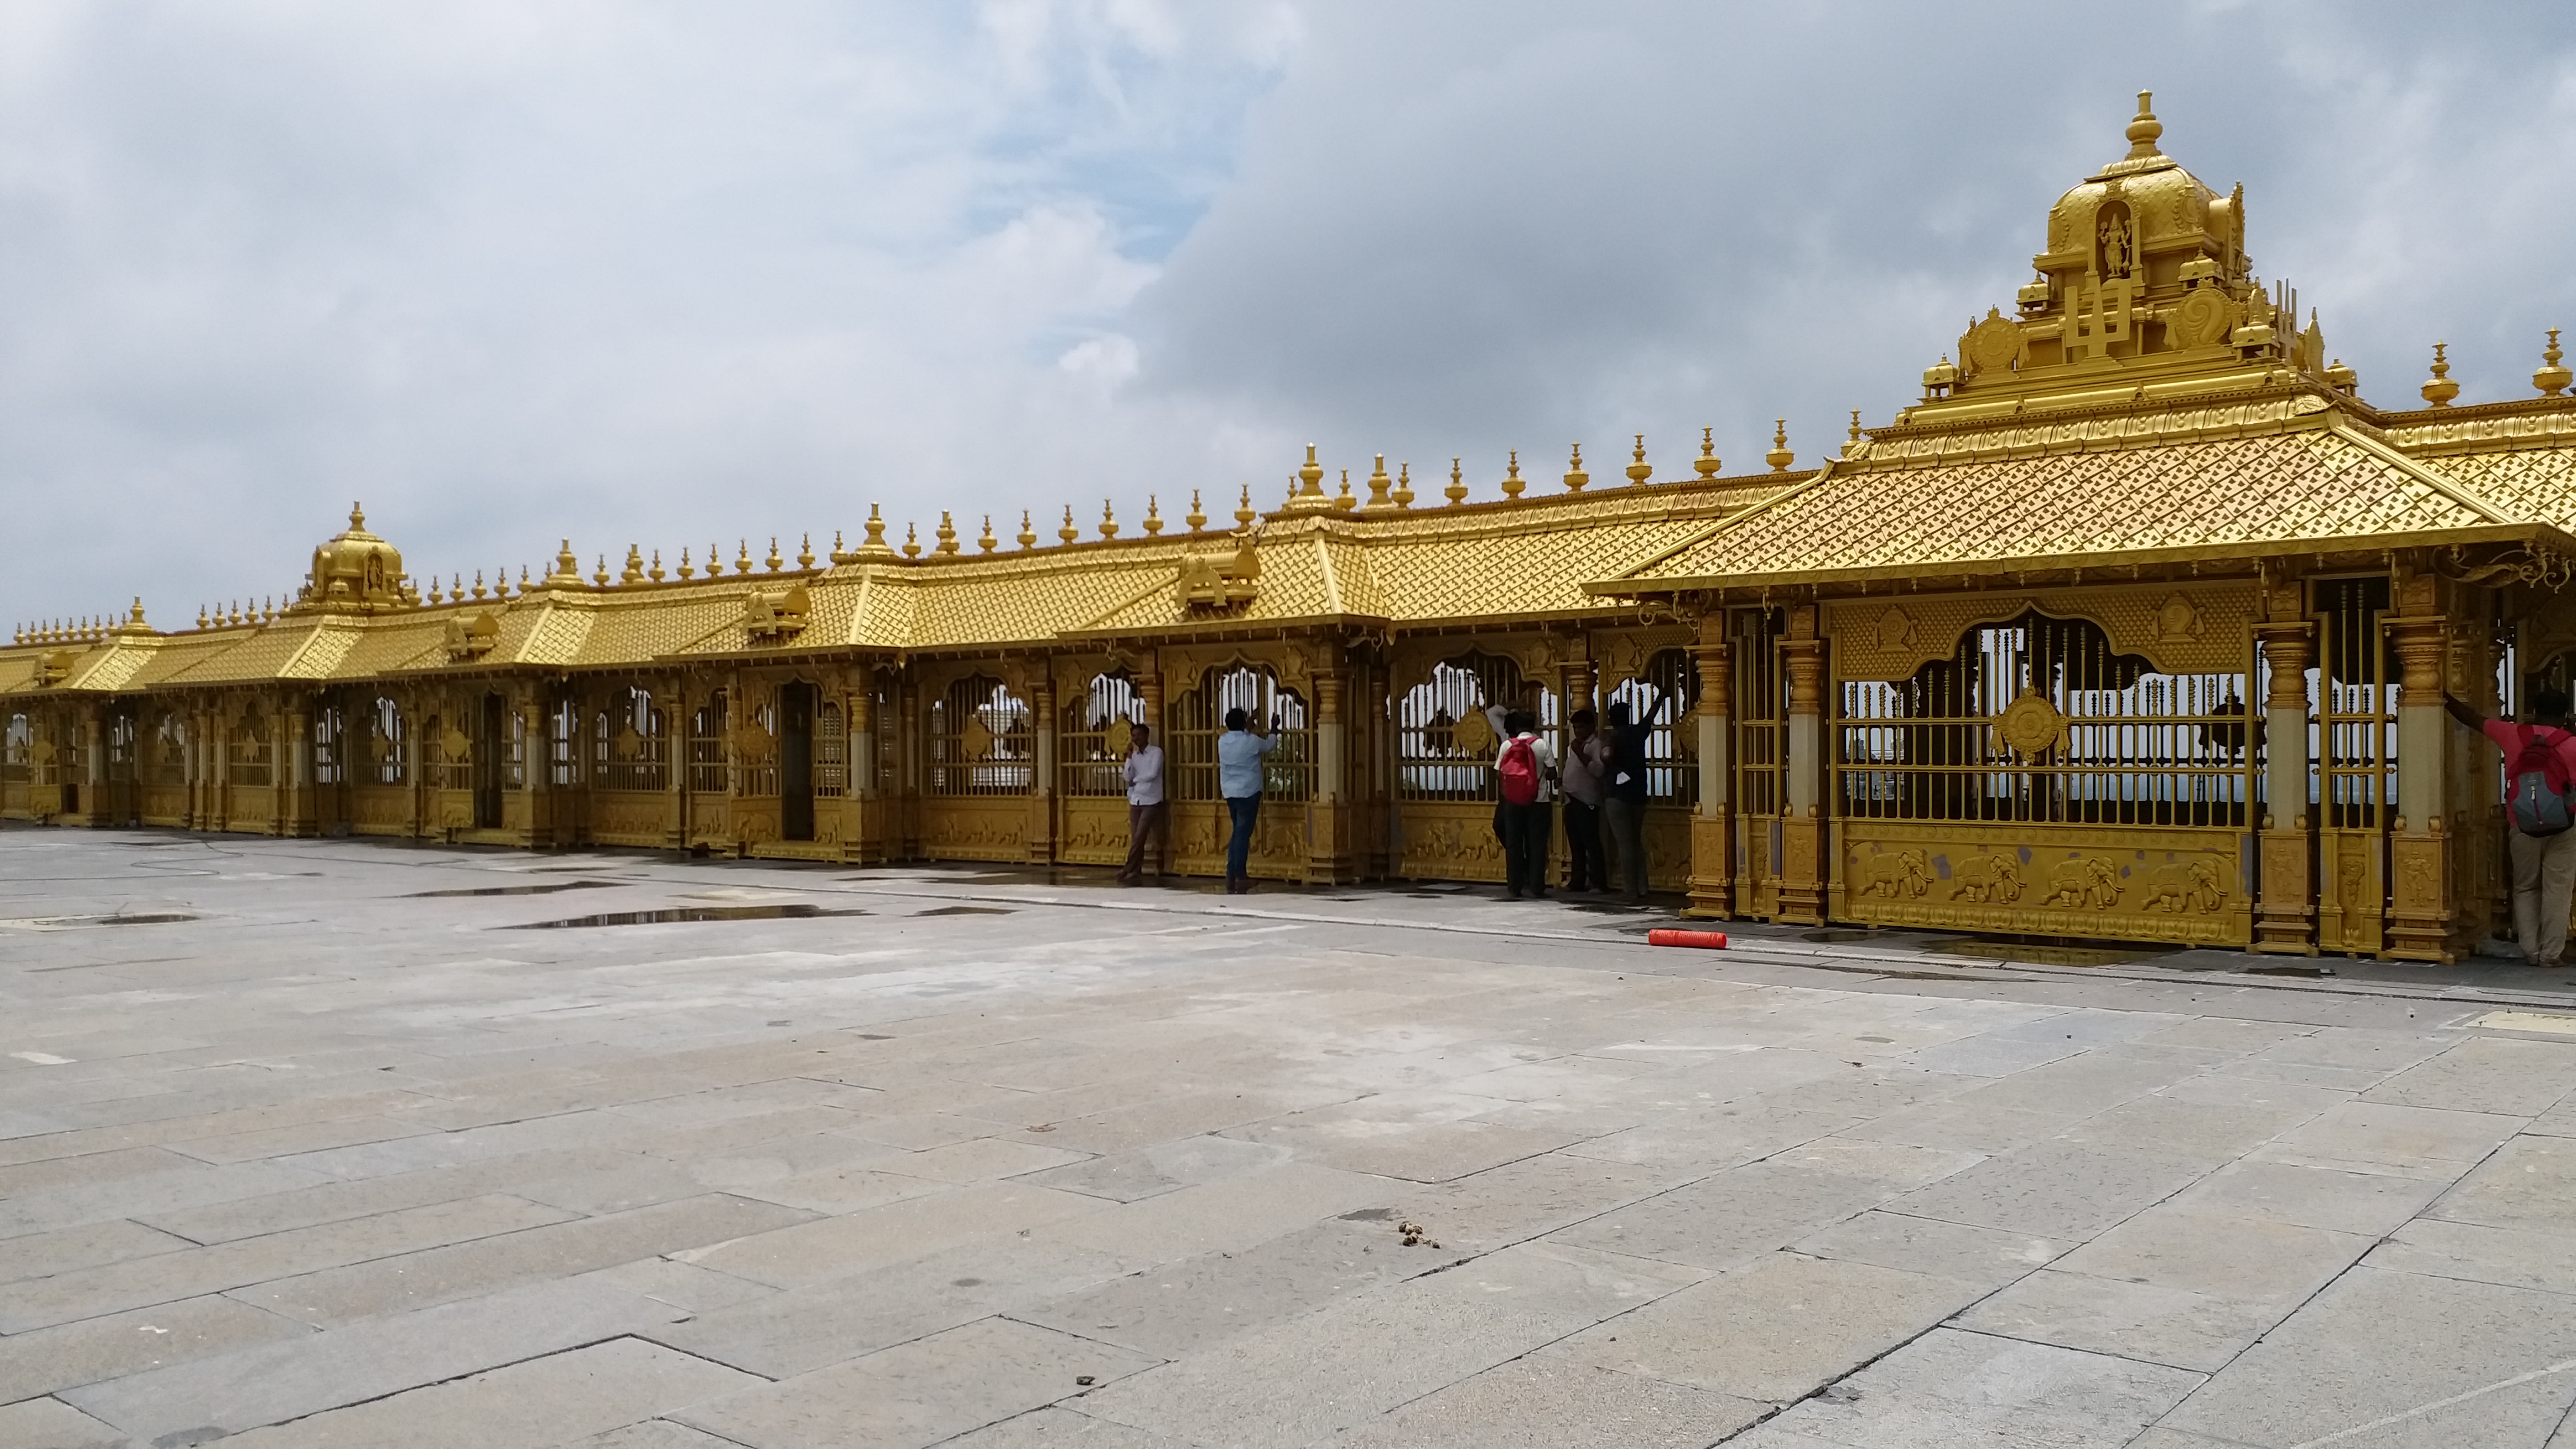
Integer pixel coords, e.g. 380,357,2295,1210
1685,619,1733,919
1778,603,1826,924
1312,648,1352,883
1028,667,1057,865
2253,620,2315,954
82,703,103,827
2386,588,2455,962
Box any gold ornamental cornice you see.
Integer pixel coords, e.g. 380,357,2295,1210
1854,388,2375,470
2379,401,2576,459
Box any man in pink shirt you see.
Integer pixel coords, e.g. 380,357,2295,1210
2448,687,2576,965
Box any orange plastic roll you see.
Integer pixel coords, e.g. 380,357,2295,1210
1647,928,1730,949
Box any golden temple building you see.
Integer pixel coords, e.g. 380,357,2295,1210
10,95,2576,963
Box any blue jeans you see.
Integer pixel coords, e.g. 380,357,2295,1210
1225,794,1261,878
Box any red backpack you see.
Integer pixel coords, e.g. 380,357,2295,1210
1498,736,1540,806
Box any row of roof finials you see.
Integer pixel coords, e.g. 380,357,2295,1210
10,424,1798,646
8,325,2569,651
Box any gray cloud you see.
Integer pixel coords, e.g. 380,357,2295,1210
2,1,2570,627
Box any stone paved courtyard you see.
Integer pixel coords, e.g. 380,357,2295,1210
8,831,2576,1446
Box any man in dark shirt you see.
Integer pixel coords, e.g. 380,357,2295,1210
1602,702,1651,903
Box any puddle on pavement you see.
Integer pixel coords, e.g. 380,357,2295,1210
1,912,200,930
502,905,870,930
1802,929,1884,944
911,906,1016,917
408,880,626,899
1920,939,2175,968
2243,963,2337,978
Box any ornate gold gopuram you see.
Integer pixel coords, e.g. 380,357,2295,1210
10,96,2576,961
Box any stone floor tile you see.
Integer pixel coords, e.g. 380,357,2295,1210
565,1422,751,1449
654,1234,1138,1379
1955,1267,2294,1372
60,1278,690,1443
128,1147,641,1243
1035,1161,1397,1264
2366,1217,2576,1296
2246,1027,2453,1075
1334,1350,1768,1447
1764,1135,1985,1188
0,1218,190,1286
236,1192,812,1327
0,1145,202,1199
678,1317,1159,1449
1896,1033,2089,1078
1833,1098,2085,1156
217,1336,760,1448
2362,1036,2576,1117
579,1256,780,1314
0,1192,575,1332
1740,1327,2205,1447
2157,1265,2576,1446
0,1158,332,1241
2138,1019,2314,1055
0,1396,129,1449
1015,1133,1290,1203
0,1292,309,1405
1071,1277,1573,1449
2264,1100,2525,1174
2427,1134,2576,1233
2047,1210,2373,1305
2056,1092,2332,1162
675,1181,1096,1289
892,1135,1093,1183
724,1163,951,1214
163,1111,443,1166
935,1406,1197,1447
1561,1251,1984,1403
1882,1141,2211,1240
1396,1150,1673,1254
271,1109,661,1180
1789,1210,2067,1289
1015,1216,1423,1357
1413,1238,1706,1328
1559,1106,1847,1175
1942,1049,2214,1118
1549,1159,1901,1270
1002,1088,1342,1157
2160,1158,2450,1236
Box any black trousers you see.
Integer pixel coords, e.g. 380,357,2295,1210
1499,800,1552,896
1561,798,1608,891
1602,795,1650,902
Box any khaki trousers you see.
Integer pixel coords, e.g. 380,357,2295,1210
2508,827,2576,965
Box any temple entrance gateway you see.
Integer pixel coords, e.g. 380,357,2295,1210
1394,652,1555,884
780,681,816,842
2314,578,2394,954
472,693,504,831
921,674,1031,861
1170,664,1309,880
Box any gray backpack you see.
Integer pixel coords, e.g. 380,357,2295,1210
2508,726,2574,837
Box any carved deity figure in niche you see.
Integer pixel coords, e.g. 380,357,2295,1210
2096,211,2134,280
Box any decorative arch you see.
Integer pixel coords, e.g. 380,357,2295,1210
1171,664,1311,803
1397,650,1553,803
929,674,1033,796
1060,670,1143,799
1600,646,1699,803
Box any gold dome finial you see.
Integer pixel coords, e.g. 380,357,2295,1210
797,533,814,569
935,512,959,555
1366,455,1391,508
764,537,784,572
1100,498,1120,538
1695,426,1721,478
2422,342,2460,407
1502,449,1526,499
1235,484,1257,527
902,523,921,558
1766,418,1795,472
1060,505,1081,544
1393,461,1414,509
1625,434,1651,486
554,538,579,581
196,604,209,629
621,545,644,584
1445,457,1468,506
129,598,145,627
1334,468,1356,512
2125,90,2162,159
863,504,889,552
705,541,723,576
2537,329,2572,397
591,556,608,587
646,550,663,583
1563,442,1589,493
1298,442,1325,499
736,539,754,574
978,513,998,551
1143,494,1164,534
1186,488,1206,532
1848,409,1863,447
1017,509,1037,549
828,528,847,564
677,546,695,580
349,501,366,531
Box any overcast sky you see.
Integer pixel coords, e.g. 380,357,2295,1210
5,1,2575,629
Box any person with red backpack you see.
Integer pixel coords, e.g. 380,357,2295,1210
2448,686,2576,966
1484,702,1558,899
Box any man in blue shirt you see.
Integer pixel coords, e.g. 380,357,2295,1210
1217,707,1277,894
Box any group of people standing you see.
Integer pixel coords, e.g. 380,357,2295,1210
1485,698,1654,903
1109,697,1656,903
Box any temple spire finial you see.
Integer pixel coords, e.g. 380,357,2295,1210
1767,418,1796,473
2422,342,2461,407
2537,328,2572,397
2125,90,2162,158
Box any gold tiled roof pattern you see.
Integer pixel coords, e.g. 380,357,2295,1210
332,615,455,676
118,632,251,689
2422,446,2576,533
1616,429,2511,586
160,619,323,685
280,624,363,679
64,640,159,692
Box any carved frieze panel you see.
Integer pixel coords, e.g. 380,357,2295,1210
1836,821,2250,946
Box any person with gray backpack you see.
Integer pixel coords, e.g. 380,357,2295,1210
2448,687,2576,966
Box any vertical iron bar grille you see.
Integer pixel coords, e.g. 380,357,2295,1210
106,712,136,784
366,699,403,786
1603,648,1699,802
1171,666,1314,802
1834,609,2252,827
2,713,27,785
426,713,469,793
1398,655,1552,802
504,709,528,792
1732,611,1787,820
313,707,344,787
2317,579,2393,831
596,689,666,793
929,676,1033,796
738,698,778,798
154,713,191,788
230,712,274,788
816,702,846,799
1060,673,1142,798
688,692,728,795
546,700,577,788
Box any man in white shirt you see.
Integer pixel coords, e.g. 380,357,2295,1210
1118,721,1165,886
1484,700,1558,899
1217,707,1277,894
